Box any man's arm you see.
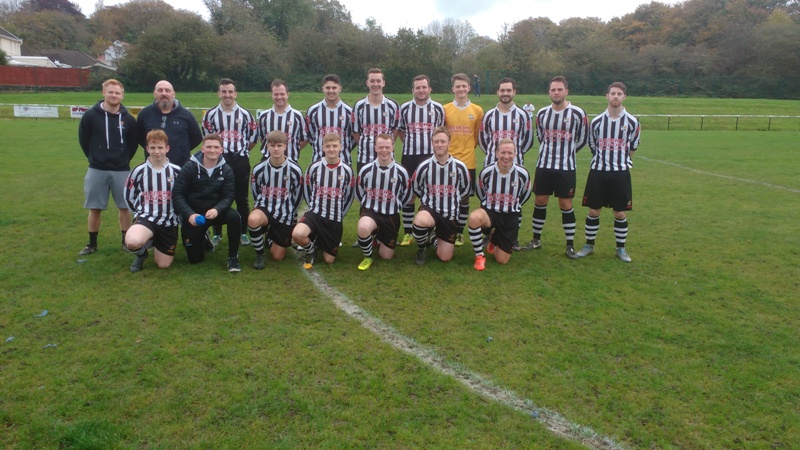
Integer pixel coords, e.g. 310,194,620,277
77,113,92,159
171,161,195,219
211,165,236,213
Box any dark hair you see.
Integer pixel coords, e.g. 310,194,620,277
322,74,341,85
498,77,516,90
218,78,236,90
608,81,627,95
550,76,568,90
271,79,288,91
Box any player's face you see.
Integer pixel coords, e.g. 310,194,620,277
496,143,516,171
497,82,515,105
549,82,568,105
607,87,626,108
102,84,124,107
268,141,286,159
375,137,394,164
323,140,342,163
201,139,223,164
272,85,288,108
322,81,341,102
432,132,450,158
218,83,237,108
367,73,385,94
146,140,170,163
154,81,175,110
452,80,470,101
412,79,431,103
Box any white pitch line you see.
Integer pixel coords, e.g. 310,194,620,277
638,156,800,194
300,265,624,450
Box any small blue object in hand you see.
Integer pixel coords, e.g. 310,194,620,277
195,215,206,225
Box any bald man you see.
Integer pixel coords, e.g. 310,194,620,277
136,80,203,167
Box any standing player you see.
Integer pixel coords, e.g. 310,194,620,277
467,139,532,271
136,80,202,168
293,133,355,269
124,130,182,272
201,78,258,248
306,74,355,164
398,74,445,247
248,131,304,269
355,133,412,271
479,77,533,168
524,75,589,258
411,127,470,265
172,134,242,272
523,101,535,119
443,73,484,247
352,68,400,173
77,78,138,255
575,82,641,262
257,79,308,162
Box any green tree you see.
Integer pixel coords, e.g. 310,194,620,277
250,0,314,42
5,9,87,50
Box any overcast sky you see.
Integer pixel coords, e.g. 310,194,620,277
76,0,679,38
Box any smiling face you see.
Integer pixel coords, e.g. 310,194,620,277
102,83,124,109
496,141,516,172
322,136,342,164
452,79,470,102
271,84,288,109
367,72,385,95
432,131,450,159
412,79,431,104
218,82,237,108
322,81,341,104
375,136,394,165
201,137,223,166
497,82,515,106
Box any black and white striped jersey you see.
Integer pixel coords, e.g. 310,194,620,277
356,160,412,216
306,100,354,164
303,160,355,223
257,106,309,161
412,156,470,220
398,99,445,156
476,163,532,214
352,97,400,165
588,108,641,171
250,158,304,225
201,104,257,157
125,160,182,226
478,105,534,167
535,103,589,171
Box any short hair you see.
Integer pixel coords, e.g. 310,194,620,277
497,138,516,152
375,133,393,143
322,133,340,144
451,73,470,86
498,77,516,90
367,68,384,79
550,76,568,90
203,133,223,145
271,79,288,91
102,79,124,91
218,78,236,89
608,81,627,94
266,130,287,144
146,129,168,145
412,74,431,88
431,126,450,140
322,74,341,85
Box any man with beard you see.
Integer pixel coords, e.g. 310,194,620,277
136,80,202,168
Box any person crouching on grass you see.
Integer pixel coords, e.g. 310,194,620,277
172,133,242,272
467,139,532,271
247,130,304,269
292,133,355,269
124,130,182,272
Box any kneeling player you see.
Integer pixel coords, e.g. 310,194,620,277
124,130,182,272
248,131,304,269
292,133,355,269
467,139,531,270
355,133,412,270
411,126,470,265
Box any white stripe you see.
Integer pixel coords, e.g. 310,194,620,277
638,156,800,193
299,260,624,449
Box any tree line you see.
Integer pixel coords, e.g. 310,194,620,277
1,0,799,98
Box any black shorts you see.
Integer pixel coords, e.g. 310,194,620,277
533,168,576,198
298,211,342,256
581,170,632,211
483,208,519,254
419,205,458,244
400,154,430,178
360,209,401,249
135,217,177,256
255,207,295,248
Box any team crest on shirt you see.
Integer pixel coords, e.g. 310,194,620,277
236,117,243,127
564,116,571,126
468,114,475,120
390,177,397,184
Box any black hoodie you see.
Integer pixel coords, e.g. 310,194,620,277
78,100,138,171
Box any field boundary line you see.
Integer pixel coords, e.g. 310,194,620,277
300,264,624,450
638,156,800,193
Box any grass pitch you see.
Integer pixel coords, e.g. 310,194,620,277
1,95,799,448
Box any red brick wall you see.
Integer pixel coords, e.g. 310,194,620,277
0,66,91,88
